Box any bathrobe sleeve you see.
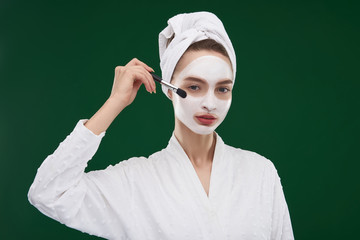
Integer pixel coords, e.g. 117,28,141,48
271,167,295,240
28,119,135,239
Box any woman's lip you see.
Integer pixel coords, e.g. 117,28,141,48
197,114,216,119
195,115,217,125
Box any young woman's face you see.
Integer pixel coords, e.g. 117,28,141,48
170,50,234,135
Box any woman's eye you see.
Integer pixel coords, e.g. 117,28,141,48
188,85,200,91
218,87,230,93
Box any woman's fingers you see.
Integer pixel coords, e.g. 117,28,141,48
129,67,154,93
133,79,143,92
124,58,156,92
110,58,157,108
144,67,156,93
115,66,151,93
132,65,156,93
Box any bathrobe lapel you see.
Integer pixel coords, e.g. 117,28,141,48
166,132,227,239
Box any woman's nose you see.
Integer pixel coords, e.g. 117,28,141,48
202,105,216,112
201,92,216,112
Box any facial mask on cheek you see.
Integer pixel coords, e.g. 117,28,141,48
172,56,233,135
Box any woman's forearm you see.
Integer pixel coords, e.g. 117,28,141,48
84,98,126,135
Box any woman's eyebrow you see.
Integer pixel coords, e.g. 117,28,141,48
183,77,233,85
217,79,233,85
183,77,206,83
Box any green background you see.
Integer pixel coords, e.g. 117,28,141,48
1,0,359,239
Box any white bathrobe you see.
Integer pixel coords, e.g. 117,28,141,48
28,119,294,240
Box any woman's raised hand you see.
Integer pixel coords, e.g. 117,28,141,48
109,58,156,108
84,58,156,135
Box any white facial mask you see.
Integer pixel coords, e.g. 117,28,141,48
172,55,233,135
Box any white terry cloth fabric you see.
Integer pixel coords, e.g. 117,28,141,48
28,120,294,240
159,11,237,98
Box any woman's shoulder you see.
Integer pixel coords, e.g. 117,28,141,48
104,148,167,172
223,143,276,171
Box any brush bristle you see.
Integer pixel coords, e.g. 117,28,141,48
176,88,187,98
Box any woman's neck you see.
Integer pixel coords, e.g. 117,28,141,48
174,118,216,168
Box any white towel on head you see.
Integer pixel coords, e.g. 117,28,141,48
158,11,237,98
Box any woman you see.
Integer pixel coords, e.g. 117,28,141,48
28,12,294,239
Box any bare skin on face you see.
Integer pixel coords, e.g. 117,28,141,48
169,50,233,196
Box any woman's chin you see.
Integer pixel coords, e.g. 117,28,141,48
175,118,214,136
187,123,216,135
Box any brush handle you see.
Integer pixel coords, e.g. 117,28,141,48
150,72,163,83
150,72,187,98
150,72,177,92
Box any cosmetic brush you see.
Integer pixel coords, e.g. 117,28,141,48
150,72,187,98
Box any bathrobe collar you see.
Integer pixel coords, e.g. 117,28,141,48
165,131,225,203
